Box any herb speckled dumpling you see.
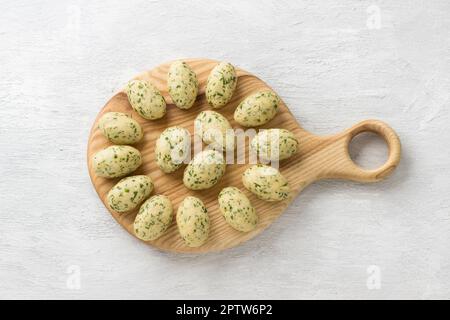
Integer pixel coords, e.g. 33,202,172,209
206,62,237,108
234,91,280,127
218,187,258,232
176,196,210,247
98,112,143,144
183,150,226,190
155,126,191,173
125,79,166,120
134,195,173,241
107,175,153,213
242,164,290,201
250,128,298,161
167,61,198,109
194,110,234,150
92,145,142,178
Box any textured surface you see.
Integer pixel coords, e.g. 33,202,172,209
1,0,449,299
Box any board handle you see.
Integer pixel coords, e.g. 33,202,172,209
322,119,401,183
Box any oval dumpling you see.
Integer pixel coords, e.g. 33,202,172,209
183,150,226,190
125,79,166,120
234,91,280,127
218,187,258,232
168,61,198,109
98,112,143,144
92,145,142,178
176,196,210,247
107,175,153,213
155,126,191,173
250,129,298,161
194,110,234,150
242,164,290,201
134,195,173,241
206,62,237,108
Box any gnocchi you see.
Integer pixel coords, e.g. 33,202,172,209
134,195,173,241
176,196,210,247
194,110,234,150
125,79,166,120
250,128,298,161
242,164,290,201
206,62,237,108
98,112,143,144
218,187,257,232
155,126,191,173
168,61,198,109
183,150,226,190
92,145,142,178
234,91,280,127
107,175,153,213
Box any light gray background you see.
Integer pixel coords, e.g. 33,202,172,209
1,0,449,299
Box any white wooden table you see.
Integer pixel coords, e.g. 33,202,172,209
1,0,449,299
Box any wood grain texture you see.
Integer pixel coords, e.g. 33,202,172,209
87,58,401,253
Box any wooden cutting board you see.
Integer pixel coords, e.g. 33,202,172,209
87,58,401,253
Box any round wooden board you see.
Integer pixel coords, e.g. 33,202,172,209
87,58,401,253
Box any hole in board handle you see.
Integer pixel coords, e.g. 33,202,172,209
348,132,389,170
